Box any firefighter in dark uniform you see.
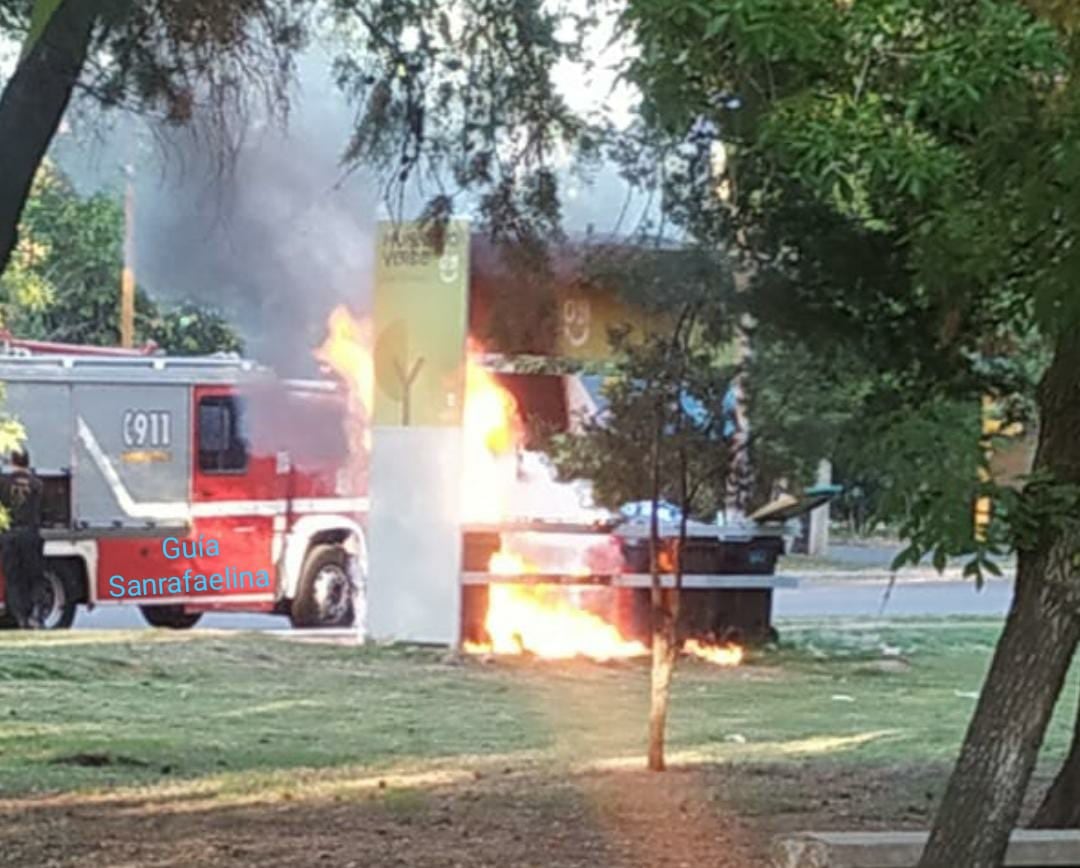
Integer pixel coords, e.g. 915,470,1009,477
0,449,45,629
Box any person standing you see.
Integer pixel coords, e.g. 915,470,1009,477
0,449,45,629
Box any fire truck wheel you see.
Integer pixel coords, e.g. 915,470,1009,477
139,606,203,629
290,544,354,628
38,565,79,630
2,567,79,629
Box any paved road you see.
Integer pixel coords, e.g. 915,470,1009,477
774,577,1012,619
69,574,1013,631
826,543,905,568
73,606,284,631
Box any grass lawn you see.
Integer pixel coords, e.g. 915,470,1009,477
0,620,1075,866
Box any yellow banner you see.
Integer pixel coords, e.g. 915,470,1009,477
552,287,661,361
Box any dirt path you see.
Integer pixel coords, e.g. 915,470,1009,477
0,763,962,868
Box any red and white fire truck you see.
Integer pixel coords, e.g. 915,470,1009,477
0,338,366,630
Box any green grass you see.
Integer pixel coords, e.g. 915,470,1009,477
0,620,1075,801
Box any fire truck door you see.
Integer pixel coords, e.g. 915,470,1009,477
191,386,280,598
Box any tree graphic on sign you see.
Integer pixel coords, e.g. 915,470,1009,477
375,320,425,425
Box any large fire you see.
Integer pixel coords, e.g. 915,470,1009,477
466,548,743,666
315,306,375,426
314,307,375,482
316,305,743,667
465,584,649,660
461,345,524,523
464,347,524,455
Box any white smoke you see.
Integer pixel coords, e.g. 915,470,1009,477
52,46,377,374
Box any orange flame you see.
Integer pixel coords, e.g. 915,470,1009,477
314,306,375,494
464,350,523,456
489,550,529,575
466,545,742,666
683,639,744,667
461,344,525,523
315,306,374,411
469,582,649,660
314,306,375,453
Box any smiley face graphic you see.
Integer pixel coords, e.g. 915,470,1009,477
562,297,591,348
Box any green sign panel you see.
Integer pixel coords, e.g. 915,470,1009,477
373,220,470,427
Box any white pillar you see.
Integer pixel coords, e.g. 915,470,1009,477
365,219,470,645
806,459,832,557
367,427,464,643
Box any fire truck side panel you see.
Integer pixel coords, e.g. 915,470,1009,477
73,383,190,529
195,383,290,502
277,388,359,499
4,381,72,472
90,382,279,606
95,536,276,606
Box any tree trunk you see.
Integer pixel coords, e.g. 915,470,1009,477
648,453,686,773
648,588,679,772
1031,693,1080,828
646,371,672,772
918,329,1080,867
0,0,98,274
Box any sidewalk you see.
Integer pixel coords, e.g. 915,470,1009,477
782,564,1016,584
780,543,1017,584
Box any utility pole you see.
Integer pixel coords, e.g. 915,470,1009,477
120,163,135,348
708,136,755,522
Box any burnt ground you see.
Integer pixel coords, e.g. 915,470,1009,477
0,763,1055,868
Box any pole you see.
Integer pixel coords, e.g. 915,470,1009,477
120,164,135,348
807,459,832,556
714,140,754,522
725,281,753,522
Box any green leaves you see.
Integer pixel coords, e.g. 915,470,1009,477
620,0,1080,579
0,160,242,355
141,302,243,356
760,90,965,229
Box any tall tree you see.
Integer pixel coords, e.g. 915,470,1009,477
1,159,242,353
622,0,1080,863
1033,691,1080,826
0,0,97,273
0,0,309,275
547,247,736,770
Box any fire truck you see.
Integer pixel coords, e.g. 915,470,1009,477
0,341,366,630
